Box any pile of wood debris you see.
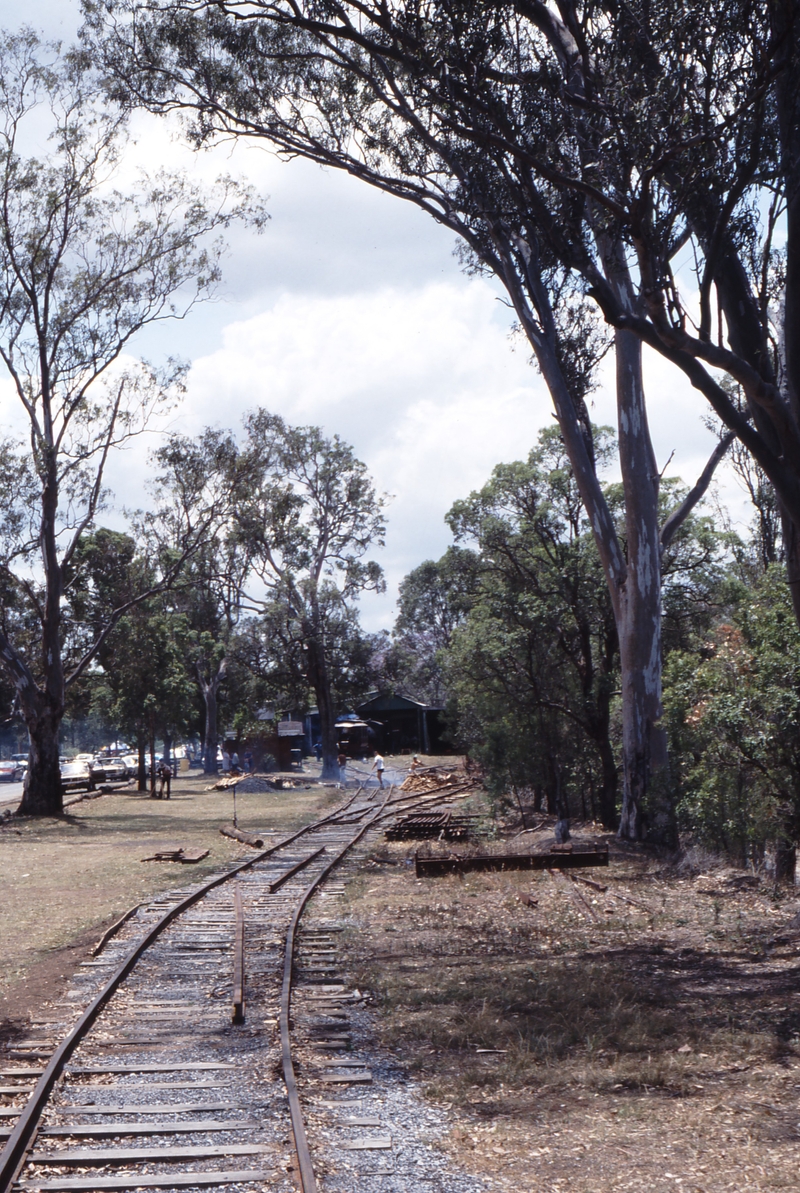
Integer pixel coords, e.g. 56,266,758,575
399,764,466,793
208,774,308,793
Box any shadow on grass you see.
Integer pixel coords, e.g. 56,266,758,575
362,943,800,1099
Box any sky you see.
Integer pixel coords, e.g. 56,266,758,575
0,2,754,632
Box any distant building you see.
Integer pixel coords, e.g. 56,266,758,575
304,694,451,756
355,693,449,755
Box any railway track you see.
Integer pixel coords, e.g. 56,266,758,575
0,782,469,1193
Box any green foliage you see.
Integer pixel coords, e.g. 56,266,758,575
389,547,478,705
439,427,620,825
664,566,800,858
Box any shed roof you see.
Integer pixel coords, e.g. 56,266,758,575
357,693,427,713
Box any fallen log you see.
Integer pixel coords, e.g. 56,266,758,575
415,846,609,878
220,824,265,849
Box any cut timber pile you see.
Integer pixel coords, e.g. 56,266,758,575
140,847,210,864
209,775,307,793
399,766,464,793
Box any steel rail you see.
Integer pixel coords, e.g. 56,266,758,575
279,786,394,1193
268,845,326,893
232,885,245,1025
0,790,363,1193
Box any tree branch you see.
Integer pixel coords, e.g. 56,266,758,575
660,431,735,551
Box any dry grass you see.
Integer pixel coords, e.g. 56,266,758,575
0,773,338,1023
340,813,800,1190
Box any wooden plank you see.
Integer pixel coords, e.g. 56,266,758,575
68,1063,233,1074
17,1169,273,1191
41,1121,256,1138
0,1087,33,1094
0,1070,42,1078
339,1137,392,1150
56,1103,235,1115
320,1072,372,1083
64,1083,230,1093
28,1144,270,1165
178,849,210,864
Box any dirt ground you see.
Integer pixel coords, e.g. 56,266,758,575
0,769,339,1040
340,813,800,1192
5,768,800,1189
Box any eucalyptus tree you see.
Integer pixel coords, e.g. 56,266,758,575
86,0,744,838
443,427,621,827
235,412,385,780
149,430,248,774
0,33,259,815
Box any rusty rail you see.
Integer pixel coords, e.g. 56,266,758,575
0,789,362,1193
268,845,326,893
279,787,393,1193
232,885,245,1025
415,845,609,877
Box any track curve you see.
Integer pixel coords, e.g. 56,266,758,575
0,783,432,1193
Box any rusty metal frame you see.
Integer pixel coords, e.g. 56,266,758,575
415,846,609,877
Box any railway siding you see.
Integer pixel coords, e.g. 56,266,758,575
1,785,488,1193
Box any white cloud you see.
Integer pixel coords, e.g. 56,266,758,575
182,280,552,628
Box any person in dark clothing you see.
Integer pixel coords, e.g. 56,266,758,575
157,760,172,799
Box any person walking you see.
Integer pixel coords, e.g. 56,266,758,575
337,750,348,788
157,759,172,799
371,752,385,788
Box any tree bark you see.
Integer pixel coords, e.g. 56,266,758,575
137,733,147,792
16,454,65,817
149,710,157,798
613,328,673,843
198,656,226,774
18,698,63,816
306,631,339,780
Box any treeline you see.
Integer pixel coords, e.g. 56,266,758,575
2,412,387,809
392,426,800,873
82,0,800,850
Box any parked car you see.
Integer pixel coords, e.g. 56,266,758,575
0,759,23,782
60,759,95,792
91,756,128,783
121,754,140,779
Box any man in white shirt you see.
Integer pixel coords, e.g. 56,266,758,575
371,752,385,788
